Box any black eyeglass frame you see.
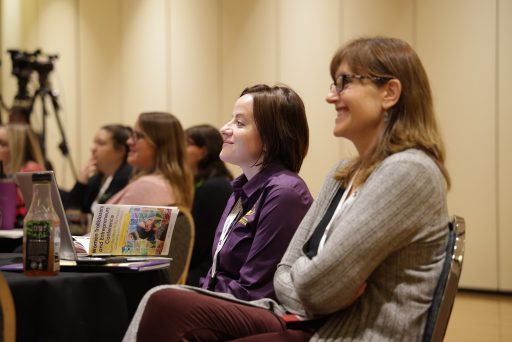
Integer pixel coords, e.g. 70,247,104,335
130,130,146,143
330,74,394,94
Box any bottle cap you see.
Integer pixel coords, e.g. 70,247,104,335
32,172,52,182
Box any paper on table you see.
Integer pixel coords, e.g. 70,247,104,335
0,229,23,239
72,235,90,254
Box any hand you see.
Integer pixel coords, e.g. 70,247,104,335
77,158,97,184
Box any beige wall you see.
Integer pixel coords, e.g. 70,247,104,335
1,0,510,291
498,0,512,290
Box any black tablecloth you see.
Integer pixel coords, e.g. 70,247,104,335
1,253,169,342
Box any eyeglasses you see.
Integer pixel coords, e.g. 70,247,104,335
329,74,393,94
130,130,146,143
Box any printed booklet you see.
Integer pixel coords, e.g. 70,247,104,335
88,204,179,256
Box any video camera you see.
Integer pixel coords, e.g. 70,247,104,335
7,49,58,103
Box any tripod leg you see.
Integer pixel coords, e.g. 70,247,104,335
45,90,78,180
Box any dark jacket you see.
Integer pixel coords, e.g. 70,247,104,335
65,163,132,213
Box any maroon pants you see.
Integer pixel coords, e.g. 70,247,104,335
136,288,315,342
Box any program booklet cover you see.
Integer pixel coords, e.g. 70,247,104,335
89,204,179,256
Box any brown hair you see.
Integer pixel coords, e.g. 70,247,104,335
186,124,233,181
135,112,194,209
5,124,46,174
101,124,132,162
240,84,309,173
329,37,450,188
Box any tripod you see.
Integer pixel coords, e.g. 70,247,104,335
32,70,78,180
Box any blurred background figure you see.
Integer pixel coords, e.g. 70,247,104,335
64,124,132,234
184,124,233,286
107,112,194,209
0,124,45,227
65,124,132,214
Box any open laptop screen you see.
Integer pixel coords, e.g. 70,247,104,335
16,171,78,261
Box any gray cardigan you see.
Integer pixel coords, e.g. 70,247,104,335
273,148,450,341
123,149,449,342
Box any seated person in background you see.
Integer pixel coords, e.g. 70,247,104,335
65,124,132,214
107,112,194,209
184,124,234,286
0,124,45,227
196,84,313,301
124,37,451,342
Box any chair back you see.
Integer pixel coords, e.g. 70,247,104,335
422,215,466,342
0,271,16,342
166,207,195,284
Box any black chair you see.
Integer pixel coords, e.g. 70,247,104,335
166,207,195,284
422,215,466,342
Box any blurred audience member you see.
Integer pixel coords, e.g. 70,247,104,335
184,124,233,286
0,124,45,227
107,112,194,209
65,124,132,214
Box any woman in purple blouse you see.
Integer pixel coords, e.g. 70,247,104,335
198,84,313,301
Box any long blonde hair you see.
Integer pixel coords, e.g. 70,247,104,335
330,37,450,189
134,112,194,209
5,124,46,174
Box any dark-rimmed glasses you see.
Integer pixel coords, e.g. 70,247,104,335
130,130,146,143
329,74,393,94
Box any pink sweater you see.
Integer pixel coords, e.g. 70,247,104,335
107,174,176,206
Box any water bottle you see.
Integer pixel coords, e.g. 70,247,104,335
22,172,60,275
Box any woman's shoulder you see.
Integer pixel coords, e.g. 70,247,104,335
262,169,312,203
133,173,167,184
265,167,308,189
382,149,440,173
368,149,446,193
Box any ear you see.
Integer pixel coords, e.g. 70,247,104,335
381,79,401,110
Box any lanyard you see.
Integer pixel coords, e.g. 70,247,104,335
318,173,357,251
210,198,243,278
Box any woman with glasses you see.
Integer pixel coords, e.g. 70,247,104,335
65,124,132,215
107,112,193,210
124,37,450,341
184,124,234,287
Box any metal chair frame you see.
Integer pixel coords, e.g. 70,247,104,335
422,215,466,342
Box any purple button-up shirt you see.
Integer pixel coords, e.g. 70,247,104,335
200,162,313,301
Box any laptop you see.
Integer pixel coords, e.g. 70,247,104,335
16,170,77,261
12,171,171,272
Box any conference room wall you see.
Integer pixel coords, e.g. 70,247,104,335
0,0,510,291
0,0,221,187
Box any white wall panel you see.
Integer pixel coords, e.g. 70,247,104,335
32,0,79,188
277,0,341,196
342,0,413,43
498,0,512,291
416,0,498,290
78,0,122,176
1,0,39,126
221,0,278,121
119,0,168,124
169,0,221,129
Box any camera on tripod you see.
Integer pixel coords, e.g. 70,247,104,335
2,48,76,179
7,49,58,105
